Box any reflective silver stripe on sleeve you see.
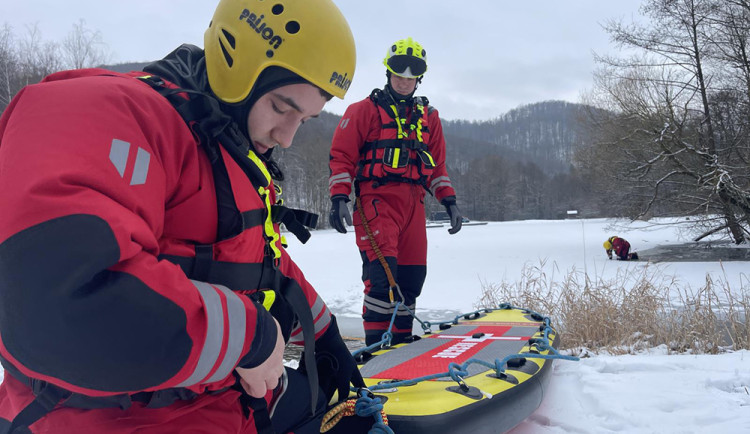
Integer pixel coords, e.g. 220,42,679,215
177,281,225,387
430,176,452,194
430,176,450,189
289,298,332,345
289,324,303,344
328,172,352,189
313,305,331,335
310,296,326,319
431,180,452,189
206,284,247,383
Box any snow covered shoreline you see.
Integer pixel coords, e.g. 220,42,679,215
290,217,749,432
1,218,747,432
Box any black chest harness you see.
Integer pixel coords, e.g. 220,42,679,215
355,88,436,192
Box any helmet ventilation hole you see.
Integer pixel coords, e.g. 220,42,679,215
221,29,236,49
286,21,300,34
219,41,234,67
272,4,284,14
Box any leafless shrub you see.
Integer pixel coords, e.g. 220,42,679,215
475,262,749,354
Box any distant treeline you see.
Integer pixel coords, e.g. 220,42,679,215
274,100,599,224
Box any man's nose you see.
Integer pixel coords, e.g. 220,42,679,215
272,122,300,149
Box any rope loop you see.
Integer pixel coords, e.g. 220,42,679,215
380,331,393,349
390,284,406,304
355,394,383,417
320,395,392,434
448,362,469,383
320,400,356,433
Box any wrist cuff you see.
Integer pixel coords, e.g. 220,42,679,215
237,303,278,369
440,196,457,206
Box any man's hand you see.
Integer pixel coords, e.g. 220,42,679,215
329,195,352,234
235,318,285,398
441,196,462,235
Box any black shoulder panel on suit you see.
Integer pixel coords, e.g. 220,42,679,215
0,214,190,392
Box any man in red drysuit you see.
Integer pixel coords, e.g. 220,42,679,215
328,37,462,346
0,1,364,432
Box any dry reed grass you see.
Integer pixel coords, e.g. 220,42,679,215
474,260,749,355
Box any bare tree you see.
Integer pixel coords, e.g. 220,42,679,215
0,24,18,110
583,0,750,243
17,24,64,87
0,20,114,115
461,155,510,221
0,23,64,112
61,19,109,69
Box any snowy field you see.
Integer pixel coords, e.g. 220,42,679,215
290,218,749,332
0,218,747,432
288,217,750,433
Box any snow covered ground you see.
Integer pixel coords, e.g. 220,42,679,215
291,218,749,333
287,217,750,433
1,217,747,432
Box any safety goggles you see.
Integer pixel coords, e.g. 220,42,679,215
387,55,427,78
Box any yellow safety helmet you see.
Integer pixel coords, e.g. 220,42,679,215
603,240,612,250
205,0,356,103
383,37,427,78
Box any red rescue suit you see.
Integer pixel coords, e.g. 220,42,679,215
607,236,632,260
0,68,329,433
329,89,456,345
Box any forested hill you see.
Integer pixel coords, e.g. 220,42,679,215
103,62,587,176
102,62,150,73
441,100,591,174
86,63,598,221
272,100,596,222
99,62,587,176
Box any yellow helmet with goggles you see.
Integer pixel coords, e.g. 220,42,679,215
205,0,356,103
383,37,427,79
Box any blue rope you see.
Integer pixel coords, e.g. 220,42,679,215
351,302,579,394
354,395,394,434
352,302,403,357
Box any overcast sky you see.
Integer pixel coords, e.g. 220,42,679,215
2,1,644,121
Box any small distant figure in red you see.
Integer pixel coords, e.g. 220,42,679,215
603,236,639,260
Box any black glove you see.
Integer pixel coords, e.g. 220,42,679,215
329,195,352,234
300,315,365,403
441,196,462,234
